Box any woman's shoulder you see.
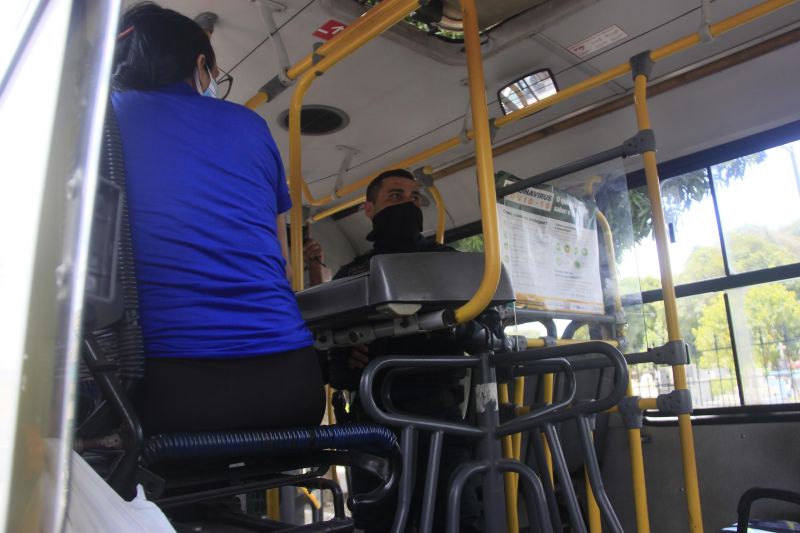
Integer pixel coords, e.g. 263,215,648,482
209,98,269,132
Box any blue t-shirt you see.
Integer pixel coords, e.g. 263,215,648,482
112,82,313,359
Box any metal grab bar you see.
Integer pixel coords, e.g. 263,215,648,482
245,0,424,109
359,355,484,437
453,0,500,324
286,0,423,288
633,65,703,532
492,341,629,435
577,415,624,533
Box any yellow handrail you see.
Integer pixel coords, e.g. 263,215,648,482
634,72,704,532
307,0,795,221
287,0,423,288
497,383,520,533
427,184,447,244
600,200,641,533
309,138,464,220
595,211,623,315
541,373,555,486
452,0,501,324
586,463,602,533
245,0,418,109
626,380,651,533
293,0,425,209
310,195,364,223
607,397,658,413
332,137,464,201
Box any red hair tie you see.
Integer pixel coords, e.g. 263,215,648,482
117,26,134,40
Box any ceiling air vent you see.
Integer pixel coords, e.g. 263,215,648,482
277,105,350,135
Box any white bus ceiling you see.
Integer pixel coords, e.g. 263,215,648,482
135,0,800,260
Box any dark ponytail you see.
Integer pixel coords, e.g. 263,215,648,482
113,2,216,91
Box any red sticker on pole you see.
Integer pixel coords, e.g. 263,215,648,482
313,20,347,41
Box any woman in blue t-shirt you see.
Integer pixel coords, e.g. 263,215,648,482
111,3,324,435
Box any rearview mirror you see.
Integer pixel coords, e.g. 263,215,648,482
498,69,557,115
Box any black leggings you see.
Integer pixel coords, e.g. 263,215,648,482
136,346,326,436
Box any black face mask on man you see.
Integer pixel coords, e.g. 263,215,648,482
366,201,424,253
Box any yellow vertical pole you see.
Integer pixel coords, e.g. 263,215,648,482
267,488,280,521
510,376,525,517
454,0,502,324
458,0,508,526
584,427,601,532
626,382,651,533
597,210,650,531
511,377,525,462
585,468,602,533
498,384,520,533
325,384,340,486
633,67,703,533
427,184,447,244
541,374,555,486
288,73,315,290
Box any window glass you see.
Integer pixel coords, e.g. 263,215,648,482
625,292,737,408
618,169,725,291
712,141,800,274
0,0,40,84
727,279,800,405
688,293,739,407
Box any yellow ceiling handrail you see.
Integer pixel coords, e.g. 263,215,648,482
287,0,423,289
452,0,500,325
308,0,795,220
245,0,417,110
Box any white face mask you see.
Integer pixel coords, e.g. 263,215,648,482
194,64,218,98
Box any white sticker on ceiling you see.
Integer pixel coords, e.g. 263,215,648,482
567,25,628,58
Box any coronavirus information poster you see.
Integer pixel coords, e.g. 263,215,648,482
498,185,604,315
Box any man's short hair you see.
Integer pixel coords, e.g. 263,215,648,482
366,169,416,203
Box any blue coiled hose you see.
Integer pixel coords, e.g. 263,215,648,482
143,423,398,466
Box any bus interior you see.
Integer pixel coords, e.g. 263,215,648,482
2,0,800,531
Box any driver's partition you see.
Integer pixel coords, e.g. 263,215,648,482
296,250,631,533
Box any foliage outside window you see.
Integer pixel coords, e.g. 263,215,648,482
450,234,484,253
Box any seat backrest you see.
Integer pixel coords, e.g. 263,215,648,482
75,102,148,501
82,102,144,384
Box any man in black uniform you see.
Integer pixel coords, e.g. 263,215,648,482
316,169,482,533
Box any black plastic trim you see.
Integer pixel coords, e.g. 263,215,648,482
625,119,800,189
632,263,800,305
644,403,800,426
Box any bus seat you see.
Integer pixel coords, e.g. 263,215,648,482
718,487,800,533
77,103,398,531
